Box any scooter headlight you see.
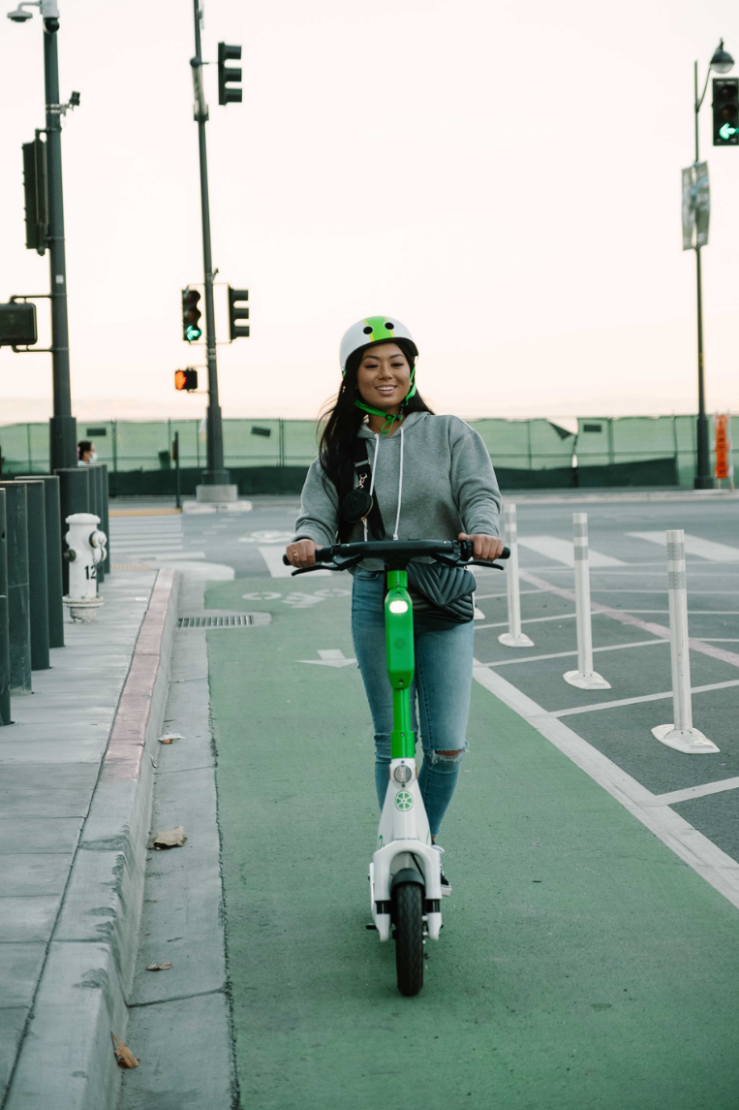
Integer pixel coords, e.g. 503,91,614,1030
393,763,413,784
389,599,408,614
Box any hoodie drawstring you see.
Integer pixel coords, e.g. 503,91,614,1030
365,427,404,542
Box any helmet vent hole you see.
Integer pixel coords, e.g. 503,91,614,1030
385,321,394,329
363,325,373,334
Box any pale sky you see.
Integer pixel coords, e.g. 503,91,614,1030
1,0,738,423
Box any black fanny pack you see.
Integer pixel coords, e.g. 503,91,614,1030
338,438,476,629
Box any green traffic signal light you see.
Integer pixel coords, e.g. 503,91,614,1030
713,78,739,146
182,288,202,342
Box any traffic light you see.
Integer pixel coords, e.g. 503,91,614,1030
0,301,37,347
175,368,198,392
218,43,242,105
182,288,202,342
22,136,48,255
713,78,739,145
228,287,250,339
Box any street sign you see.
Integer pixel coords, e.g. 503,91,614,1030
681,162,710,250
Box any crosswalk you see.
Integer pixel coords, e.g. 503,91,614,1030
628,532,739,562
516,536,625,567
109,513,204,565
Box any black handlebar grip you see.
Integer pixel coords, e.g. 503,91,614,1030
282,554,290,565
501,546,510,559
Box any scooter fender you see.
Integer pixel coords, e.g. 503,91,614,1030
371,841,443,940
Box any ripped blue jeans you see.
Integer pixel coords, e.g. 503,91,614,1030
351,570,474,837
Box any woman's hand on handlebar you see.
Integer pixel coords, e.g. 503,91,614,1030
458,533,506,562
285,539,318,568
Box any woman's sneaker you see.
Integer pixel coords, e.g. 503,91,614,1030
431,844,452,896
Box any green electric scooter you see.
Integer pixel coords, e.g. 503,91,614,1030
285,538,509,996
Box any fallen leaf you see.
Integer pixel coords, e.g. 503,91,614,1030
146,962,172,972
150,754,157,768
147,826,187,850
111,1033,139,1069
158,733,183,744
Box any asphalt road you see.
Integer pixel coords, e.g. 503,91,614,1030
113,491,739,1109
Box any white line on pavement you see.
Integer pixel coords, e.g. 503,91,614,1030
651,778,739,807
475,613,578,631
628,531,739,562
551,679,739,717
471,661,739,912
477,638,668,668
517,568,739,672
517,535,625,567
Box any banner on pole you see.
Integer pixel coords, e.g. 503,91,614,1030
713,413,733,482
682,162,710,249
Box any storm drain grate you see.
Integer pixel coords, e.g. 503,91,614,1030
178,614,253,629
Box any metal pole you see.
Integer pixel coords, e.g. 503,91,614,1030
43,16,77,472
1,483,32,695
563,513,610,690
174,431,181,510
498,503,534,648
652,530,717,752
0,490,11,724
192,0,228,487
694,60,712,489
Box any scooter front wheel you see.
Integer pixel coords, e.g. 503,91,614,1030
393,883,424,996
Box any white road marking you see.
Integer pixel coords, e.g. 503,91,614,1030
651,778,739,807
518,569,739,672
476,638,668,668
475,613,577,631
471,662,739,912
242,591,281,601
629,532,739,562
591,589,739,595
517,536,625,567
258,545,331,578
552,679,739,717
153,551,205,561
298,649,357,668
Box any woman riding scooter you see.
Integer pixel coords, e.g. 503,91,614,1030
285,317,503,891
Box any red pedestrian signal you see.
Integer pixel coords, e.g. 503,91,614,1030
175,368,198,392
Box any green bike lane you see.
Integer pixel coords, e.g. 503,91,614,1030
206,575,739,1110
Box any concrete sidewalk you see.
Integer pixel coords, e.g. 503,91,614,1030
0,567,179,1109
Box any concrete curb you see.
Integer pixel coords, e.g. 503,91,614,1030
5,568,180,1110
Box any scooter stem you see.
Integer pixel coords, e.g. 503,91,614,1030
385,570,416,760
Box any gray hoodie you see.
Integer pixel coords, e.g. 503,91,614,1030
293,412,501,570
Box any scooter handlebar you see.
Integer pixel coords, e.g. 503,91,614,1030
282,541,509,567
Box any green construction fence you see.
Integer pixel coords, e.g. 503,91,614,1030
0,415,732,495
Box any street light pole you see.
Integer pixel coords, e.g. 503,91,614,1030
7,0,77,470
44,13,76,472
693,60,710,489
191,0,228,488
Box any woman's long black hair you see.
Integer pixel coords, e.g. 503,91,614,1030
318,338,434,501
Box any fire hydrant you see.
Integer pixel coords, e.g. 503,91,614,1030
62,512,107,622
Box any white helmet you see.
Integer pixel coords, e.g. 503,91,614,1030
339,315,417,375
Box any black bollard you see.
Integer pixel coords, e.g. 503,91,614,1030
14,475,64,650
12,481,50,671
0,490,10,724
1,482,31,695
99,464,111,575
55,468,90,594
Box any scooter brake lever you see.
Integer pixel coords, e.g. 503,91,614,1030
467,559,506,570
289,564,341,576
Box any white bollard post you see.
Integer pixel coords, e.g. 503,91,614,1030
498,503,534,648
563,512,610,690
652,529,719,753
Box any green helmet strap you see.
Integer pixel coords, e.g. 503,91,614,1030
354,368,417,435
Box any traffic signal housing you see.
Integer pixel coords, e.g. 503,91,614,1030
182,288,202,342
0,301,37,347
218,43,242,105
175,368,198,392
713,78,739,145
228,287,250,339
22,136,48,255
